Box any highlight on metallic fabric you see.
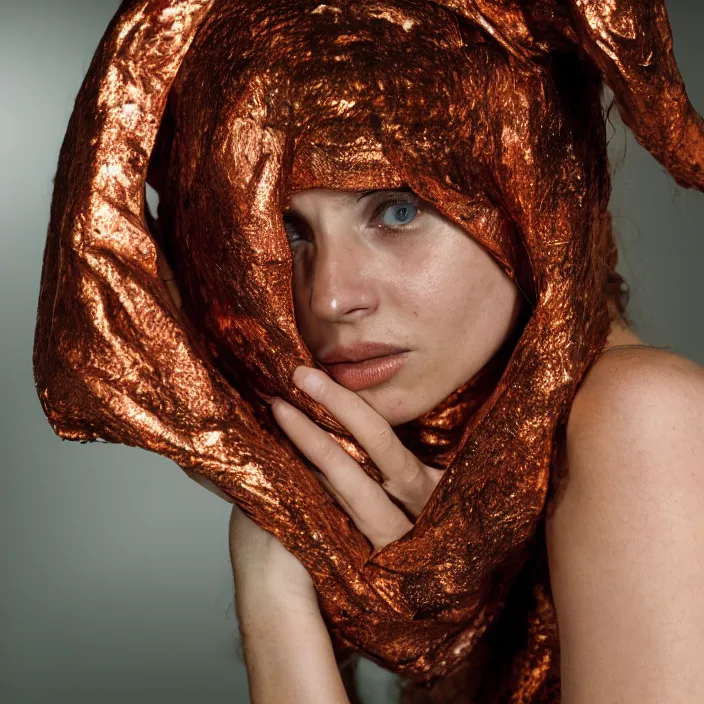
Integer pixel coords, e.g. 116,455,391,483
33,1,704,700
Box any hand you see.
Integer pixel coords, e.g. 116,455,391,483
271,365,444,550
231,363,444,618
231,361,444,613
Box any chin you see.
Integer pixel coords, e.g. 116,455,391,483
356,385,425,427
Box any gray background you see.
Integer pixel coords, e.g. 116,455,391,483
1,1,702,703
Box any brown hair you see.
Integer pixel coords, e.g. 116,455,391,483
607,267,632,326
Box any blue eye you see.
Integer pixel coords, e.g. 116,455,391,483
283,215,307,246
283,220,298,241
381,201,418,227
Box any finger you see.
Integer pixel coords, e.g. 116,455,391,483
292,366,440,515
309,466,387,538
271,399,412,549
312,468,357,517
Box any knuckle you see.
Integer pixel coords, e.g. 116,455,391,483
404,458,425,486
381,460,431,512
312,437,337,465
374,425,396,454
359,478,385,505
342,478,379,517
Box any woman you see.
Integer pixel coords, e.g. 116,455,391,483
34,1,704,702
193,187,704,703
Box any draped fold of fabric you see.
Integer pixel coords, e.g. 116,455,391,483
33,1,704,700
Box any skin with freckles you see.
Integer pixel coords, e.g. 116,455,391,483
283,187,525,427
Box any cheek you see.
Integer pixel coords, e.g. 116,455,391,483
394,236,491,332
395,236,519,372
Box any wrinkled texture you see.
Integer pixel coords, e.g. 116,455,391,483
33,1,704,701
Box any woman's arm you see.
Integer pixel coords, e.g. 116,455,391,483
238,605,350,704
230,505,350,704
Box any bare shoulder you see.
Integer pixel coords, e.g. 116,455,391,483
546,337,704,701
568,341,704,446
561,340,704,518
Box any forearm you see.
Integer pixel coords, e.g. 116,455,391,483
238,599,351,704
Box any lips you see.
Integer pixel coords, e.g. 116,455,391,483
319,341,409,364
323,352,409,391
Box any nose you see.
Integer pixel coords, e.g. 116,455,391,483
303,233,378,323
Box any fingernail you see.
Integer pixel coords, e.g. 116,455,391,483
293,366,324,396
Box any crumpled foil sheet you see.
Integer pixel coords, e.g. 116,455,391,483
33,1,704,701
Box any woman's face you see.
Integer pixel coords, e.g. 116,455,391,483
284,187,523,426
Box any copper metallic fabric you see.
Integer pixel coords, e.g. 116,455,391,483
33,1,704,701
